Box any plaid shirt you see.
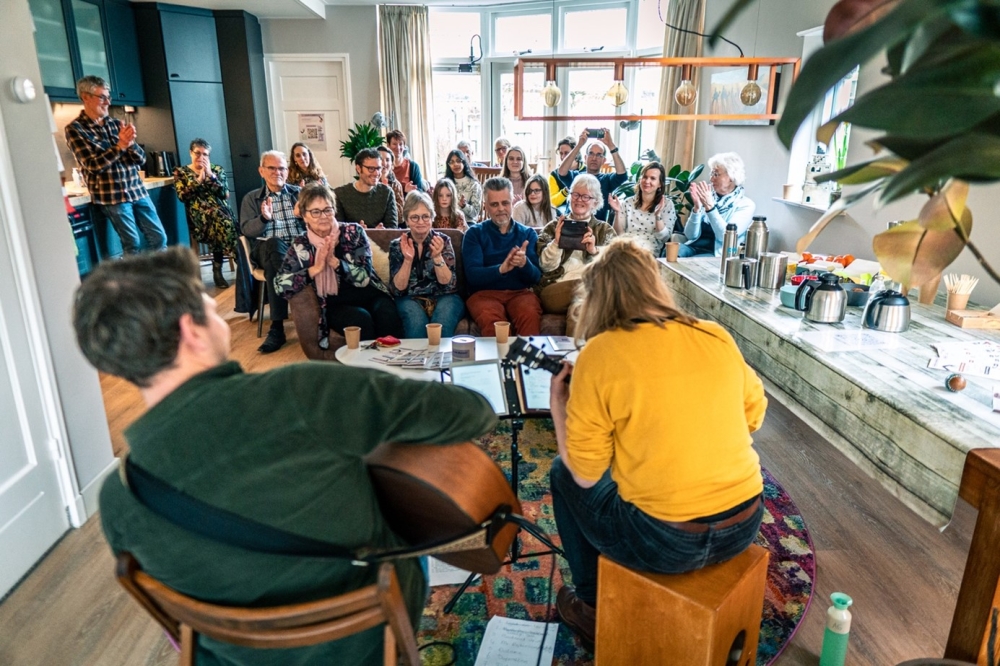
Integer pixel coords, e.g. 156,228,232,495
241,184,304,242
65,112,147,205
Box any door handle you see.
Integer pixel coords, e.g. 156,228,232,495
170,73,179,78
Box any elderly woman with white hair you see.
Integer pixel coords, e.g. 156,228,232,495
676,152,755,257
535,173,616,335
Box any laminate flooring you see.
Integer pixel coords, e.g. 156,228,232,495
0,264,978,665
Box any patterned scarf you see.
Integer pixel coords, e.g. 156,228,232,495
713,185,745,216
306,228,339,298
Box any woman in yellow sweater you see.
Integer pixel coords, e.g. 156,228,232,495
548,239,767,650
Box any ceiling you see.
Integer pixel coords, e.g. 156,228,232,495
131,0,536,20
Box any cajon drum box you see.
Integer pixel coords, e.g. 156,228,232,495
595,544,769,665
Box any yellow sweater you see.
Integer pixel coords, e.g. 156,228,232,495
565,321,766,522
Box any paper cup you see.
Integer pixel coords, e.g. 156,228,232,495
426,323,442,346
344,326,361,350
452,335,476,361
946,292,970,312
494,321,510,343
664,242,680,262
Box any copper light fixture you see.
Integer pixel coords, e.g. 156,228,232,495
673,64,697,107
541,61,561,108
606,61,629,107
741,63,763,106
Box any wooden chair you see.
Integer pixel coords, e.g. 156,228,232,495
115,552,420,666
473,165,501,185
237,235,266,338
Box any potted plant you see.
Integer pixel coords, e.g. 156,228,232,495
339,122,384,162
712,0,1000,292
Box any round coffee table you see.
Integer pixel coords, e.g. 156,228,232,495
335,337,506,381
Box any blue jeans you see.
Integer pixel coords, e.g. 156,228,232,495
99,196,167,254
550,457,763,606
676,243,714,258
396,294,465,338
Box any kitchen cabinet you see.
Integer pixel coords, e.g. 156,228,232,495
170,81,232,175
28,0,145,105
160,9,222,83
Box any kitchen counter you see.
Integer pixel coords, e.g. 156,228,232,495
660,257,1000,526
65,176,175,208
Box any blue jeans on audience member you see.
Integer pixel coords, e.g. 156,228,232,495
396,294,465,338
99,196,168,254
676,243,714,258
549,456,763,606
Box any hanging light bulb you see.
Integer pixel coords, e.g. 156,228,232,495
674,64,697,107
541,62,561,108
605,61,629,107
740,63,762,106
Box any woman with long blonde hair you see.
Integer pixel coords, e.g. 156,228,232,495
548,239,767,651
500,145,531,204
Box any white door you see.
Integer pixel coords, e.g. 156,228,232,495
0,113,71,597
265,56,353,188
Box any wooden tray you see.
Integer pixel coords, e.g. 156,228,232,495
945,309,1000,329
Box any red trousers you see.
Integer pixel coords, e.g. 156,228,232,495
466,289,542,336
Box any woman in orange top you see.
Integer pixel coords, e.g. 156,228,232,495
548,239,766,651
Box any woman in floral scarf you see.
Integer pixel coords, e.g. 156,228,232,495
676,152,755,257
276,184,403,349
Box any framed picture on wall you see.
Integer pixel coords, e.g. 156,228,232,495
709,66,780,126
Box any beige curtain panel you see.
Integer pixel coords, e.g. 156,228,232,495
378,5,435,178
653,0,706,184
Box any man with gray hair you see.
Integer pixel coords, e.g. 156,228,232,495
65,76,166,254
239,150,304,353
462,177,542,336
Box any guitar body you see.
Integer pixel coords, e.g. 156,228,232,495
366,441,521,574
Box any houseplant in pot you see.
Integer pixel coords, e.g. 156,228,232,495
339,122,384,162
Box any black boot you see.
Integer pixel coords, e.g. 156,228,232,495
212,260,230,289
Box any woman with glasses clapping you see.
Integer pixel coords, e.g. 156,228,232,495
276,183,403,349
389,191,464,338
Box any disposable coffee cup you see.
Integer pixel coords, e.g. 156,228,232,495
139,170,146,180
344,326,361,350
664,242,680,262
946,292,970,312
451,335,476,361
426,323,442,346
494,321,510,343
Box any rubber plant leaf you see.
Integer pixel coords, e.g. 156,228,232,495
879,133,1000,204
776,0,966,148
917,179,970,233
668,163,681,179
815,157,908,185
824,0,902,41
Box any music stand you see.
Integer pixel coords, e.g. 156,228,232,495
443,352,563,614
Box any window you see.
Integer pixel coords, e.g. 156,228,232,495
630,67,662,161
563,7,628,51
499,71,545,164
428,12,481,60
432,71,483,177
636,0,666,51
494,13,552,56
567,68,617,140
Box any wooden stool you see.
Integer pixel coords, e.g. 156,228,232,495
595,544,769,666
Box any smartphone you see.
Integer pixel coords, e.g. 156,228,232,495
558,220,589,251
586,128,605,139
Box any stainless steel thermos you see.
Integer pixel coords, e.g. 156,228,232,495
744,216,769,260
724,257,758,289
720,223,739,275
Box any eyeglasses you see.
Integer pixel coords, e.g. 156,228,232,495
86,92,111,103
526,188,543,195
710,170,724,178
191,150,210,158
570,192,594,201
360,164,383,173
587,152,606,159
263,166,288,173
306,207,335,218
407,214,432,223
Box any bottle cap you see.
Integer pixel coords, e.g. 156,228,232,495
726,223,737,230
831,592,853,609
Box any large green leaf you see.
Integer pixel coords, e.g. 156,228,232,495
776,0,970,148
815,157,907,185
879,133,1000,203
824,0,902,41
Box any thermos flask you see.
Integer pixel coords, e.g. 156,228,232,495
819,593,853,666
744,216,769,260
720,223,739,275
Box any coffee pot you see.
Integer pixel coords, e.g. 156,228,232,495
795,272,847,323
863,289,910,332
724,257,758,289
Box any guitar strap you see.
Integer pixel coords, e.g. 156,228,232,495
121,454,496,566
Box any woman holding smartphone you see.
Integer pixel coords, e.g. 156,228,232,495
534,174,615,336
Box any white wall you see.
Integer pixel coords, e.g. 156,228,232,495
260,6,380,131
698,0,1000,307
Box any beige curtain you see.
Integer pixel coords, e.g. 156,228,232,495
653,0,706,174
378,6,435,178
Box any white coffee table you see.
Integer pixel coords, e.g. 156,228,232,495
335,337,508,381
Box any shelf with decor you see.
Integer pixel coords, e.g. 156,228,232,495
772,196,845,216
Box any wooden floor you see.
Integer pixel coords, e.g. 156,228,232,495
0,264,977,665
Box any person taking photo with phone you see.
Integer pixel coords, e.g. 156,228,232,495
535,174,615,337
553,128,628,222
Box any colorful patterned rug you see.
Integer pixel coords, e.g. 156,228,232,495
418,419,816,665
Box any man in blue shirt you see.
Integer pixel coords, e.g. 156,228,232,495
552,128,628,222
462,178,542,336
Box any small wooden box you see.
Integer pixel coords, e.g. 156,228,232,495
945,309,1000,329
595,545,769,666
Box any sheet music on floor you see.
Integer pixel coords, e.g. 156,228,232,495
473,616,559,666
427,557,479,587
369,347,452,370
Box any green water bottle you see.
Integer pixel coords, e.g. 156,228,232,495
819,592,853,666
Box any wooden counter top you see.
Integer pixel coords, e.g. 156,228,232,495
660,257,1000,526
66,176,174,208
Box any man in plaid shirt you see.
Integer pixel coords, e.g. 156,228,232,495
65,76,166,254
239,151,304,353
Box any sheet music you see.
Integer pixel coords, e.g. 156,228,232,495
427,557,478,587
451,362,508,415
473,616,559,666
520,367,551,411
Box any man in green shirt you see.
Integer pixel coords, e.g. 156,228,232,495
73,247,497,665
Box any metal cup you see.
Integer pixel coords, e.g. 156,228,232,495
757,253,788,290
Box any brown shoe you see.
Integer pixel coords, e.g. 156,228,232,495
556,586,596,652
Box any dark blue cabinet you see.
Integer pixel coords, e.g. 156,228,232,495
160,9,222,83
103,0,145,104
